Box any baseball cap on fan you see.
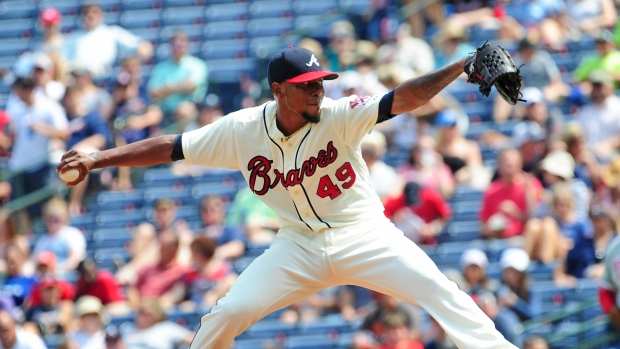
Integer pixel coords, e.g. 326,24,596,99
267,47,339,87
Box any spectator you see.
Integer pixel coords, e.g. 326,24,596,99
68,296,107,349
575,70,620,158
597,156,620,227
435,109,486,187
70,67,113,119
432,20,476,69
361,294,421,343
443,1,525,41
0,310,46,349
6,77,69,216
423,317,457,349
564,0,617,39
171,237,236,310
459,248,499,295
195,195,246,260
36,7,65,55
574,30,620,84
496,248,537,321
281,286,345,323
32,197,86,276
23,277,73,336
480,149,542,239
562,122,600,190
523,335,549,349
26,252,76,308
127,231,190,309
325,21,358,72
474,291,523,348
375,23,435,78
539,150,590,216
103,325,124,349
377,312,423,349
599,233,620,330
116,198,192,286
122,299,194,349
147,31,207,122
75,259,125,311
511,120,547,175
62,86,111,215
225,187,279,245
548,183,597,286
120,57,149,102
502,87,564,138
31,53,65,102
586,205,617,279
62,4,153,77
181,94,222,133
2,244,37,307
396,136,455,199
110,72,163,190
360,131,401,202
0,210,30,261
383,182,452,245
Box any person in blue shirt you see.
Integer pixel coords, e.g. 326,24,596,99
550,182,596,286
195,195,246,260
2,244,37,307
496,248,538,321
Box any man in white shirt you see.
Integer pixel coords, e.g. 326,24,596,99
0,310,46,349
62,4,152,78
576,70,620,158
6,77,69,217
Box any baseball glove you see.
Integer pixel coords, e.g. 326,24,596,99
464,43,524,105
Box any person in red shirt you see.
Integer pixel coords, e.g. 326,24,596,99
384,181,452,244
128,230,189,309
26,252,75,308
76,258,125,309
480,149,542,239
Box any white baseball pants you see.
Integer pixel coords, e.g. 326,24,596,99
190,218,517,349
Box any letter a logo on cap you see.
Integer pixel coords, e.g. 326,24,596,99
306,54,320,67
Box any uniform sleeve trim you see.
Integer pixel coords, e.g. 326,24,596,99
171,134,185,161
377,90,396,124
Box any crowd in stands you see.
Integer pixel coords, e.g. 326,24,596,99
2,0,620,348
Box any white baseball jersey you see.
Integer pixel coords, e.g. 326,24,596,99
182,95,386,232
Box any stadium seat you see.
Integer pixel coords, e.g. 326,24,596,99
339,0,372,15
190,182,240,203
103,12,122,26
143,185,193,205
298,314,358,335
95,209,147,228
248,0,293,19
91,228,133,248
463,101,493,122
284,333,336,349
162,6,206,26
0,19,35,39
0,39,31,57
205,3,249,21
244,319,299,339
142,167,193,186
203,20,248,40
206,57,257,82
39,0,81,16
234,255,257,274
160,24,203,42
451,200,482,221
247,18,294,38
0,1,37,20
234,338,281,349
96,189,144,210
294,15,345,39
94,247,130,271
201,39,249,60
129,27,161,42
119,9,162,29
163,0,200,7
450,186,483,203
292,0,338,16
121,0,162,10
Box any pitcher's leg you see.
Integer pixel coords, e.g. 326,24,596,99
334,225,517,349
190,238,332,349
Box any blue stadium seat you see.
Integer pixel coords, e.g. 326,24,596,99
244,242,271,257
206,57,257,82
298,314,357,335
70,212,97,231
96,0,123,12
143,186,193,205
234,338,280,349
96,189,144,210
205,3,249,21
92,228,133,248
59,15,81,33
437,220,481,243
292,0,338,16
94,247,130,271
234,255,257,274
119,9,162,29
0,56,18,70
129,27,161,42
0,1,37,20
294,15,345,38
39,0,81,15
162,6,206,26
146,204,198,222
284,334,336,349
247,18,294,38
163,0,200,7
95,209,147,228
450,186,483,203
121,0,162,10
201,39,249,60
192,170,246,185
103,12,122,26
191,182,240,202
142,168,192,186
451,200,482,221
203,20,248,40
155,41,201,61
552,53,579,74
249,0,293,19
0,39,31,57
339,0,372,15
463,101,493,122
0,19,35,39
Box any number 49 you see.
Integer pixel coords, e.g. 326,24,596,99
316,162,356,200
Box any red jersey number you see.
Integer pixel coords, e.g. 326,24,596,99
316,162,356,200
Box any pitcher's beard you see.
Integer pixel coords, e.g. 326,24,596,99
302,111,321,123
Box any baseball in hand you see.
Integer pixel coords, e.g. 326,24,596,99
59,169,80,182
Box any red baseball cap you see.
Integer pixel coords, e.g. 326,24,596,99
40,8,61,25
